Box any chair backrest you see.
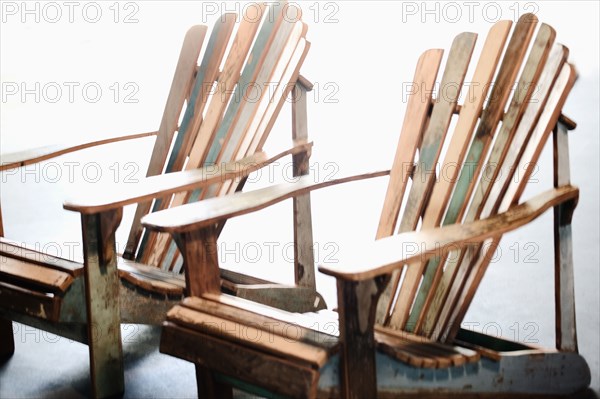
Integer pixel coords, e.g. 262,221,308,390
123,2,310,271
375,14,576,343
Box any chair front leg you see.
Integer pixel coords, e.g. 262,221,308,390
81,209,124,398
0,317,15,359
336,275,389,399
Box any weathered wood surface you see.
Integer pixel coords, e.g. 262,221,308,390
142,169,389,233
389,21,511,330
0,131,157,172
553,122,578,352
411,16,541,334
318,186,578,281
423,34,564,340
64,144,311,214
80,209,124,398
124,25,208,259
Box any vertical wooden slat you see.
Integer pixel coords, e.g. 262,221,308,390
553,121,578,352
436,47,570,341
123,25,207,260
389,21,512,331
337,276,388,399
142,7,268,266
441,62,576,342
421,31,559,338
81,209,124,398
374,48,444,323
135,16,237,262
412,15,540,334
291,83,316,289
381,32,477,327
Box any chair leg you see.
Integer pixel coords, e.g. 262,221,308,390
196,364,233,399
0,317,15,360
81,210,124,398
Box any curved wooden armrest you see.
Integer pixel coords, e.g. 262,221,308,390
142,168,390,233
0,131,158,171
318,185,579,281
64,142,313,214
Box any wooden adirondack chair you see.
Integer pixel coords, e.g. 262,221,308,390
0,3,322,397
141,15,591,398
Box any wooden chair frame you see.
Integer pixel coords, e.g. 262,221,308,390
140,15,591,398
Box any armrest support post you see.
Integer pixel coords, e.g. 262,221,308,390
553,121,578,352
291,82,316,289
172,226,221,297
80,208,124,398
337,275,390,399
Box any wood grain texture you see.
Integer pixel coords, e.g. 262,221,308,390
319,186,578,281
379,33,477,327
411,15,539,334
160,322,319,399
389,21,511,330
80,209,124,398
0,257,73,294
143,5,269,266
142,170,389,233
441,62,577,342
64,144,310,214
0,131,157,172
553,121,578,352
374,48,444,323
124,25,207,259
421,31,560,338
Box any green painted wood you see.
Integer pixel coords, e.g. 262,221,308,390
124,25,207,260
441,62,576,342
136,16,235,262
81,209,124,398
159,2,291,269
407,15,539,334
435,45,570,341
384,32,477,329
419,24,557,338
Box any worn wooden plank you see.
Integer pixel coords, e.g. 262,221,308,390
291,82,316,289
0,281,61,322
385,32,478,328
318,186,578,281
124,25,207,259
64,145,311,214
390,21,511,330
160,322,319,399
337,277,388,399
0,237,83,277
553,122,578,352
0,257,73,294
80,209,124,398
422,33,561,339
374,49,443,323
141,170,389,234
133,14,238,263
441,63,577,342
186,295,338,350
157,7,300,270
411,15,539,334
173,226,221,298
142,6,268,266
0,131,157,172
166,304,329,367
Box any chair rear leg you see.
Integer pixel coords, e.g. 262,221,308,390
0,318,15,359
196,365,233,399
